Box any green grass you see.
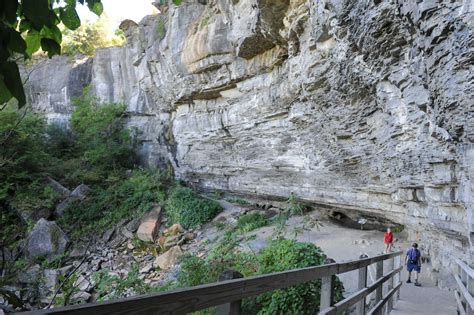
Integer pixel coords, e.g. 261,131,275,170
166,186,223,229
236,213,268,232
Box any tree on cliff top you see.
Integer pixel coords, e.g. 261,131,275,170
61,14,125,56
0,0,103,108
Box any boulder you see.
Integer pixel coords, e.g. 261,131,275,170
26,219,69,260
70,184,91,200
18,265,41,284
54,184,91,217
153,246,183,270
39,269,59,301
74,275,91,292
70,291,91,304
47,177,71,196
136,206,162,242
164,223,184,236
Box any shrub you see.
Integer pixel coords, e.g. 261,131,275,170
70,91,136,178
10,182,59,218
250,239,344,314
171,239,344,315
237,213,268,232
166,186,222,229
0,110,50,201
59,169,167,237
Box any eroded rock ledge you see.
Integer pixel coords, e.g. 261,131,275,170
23,0,474,274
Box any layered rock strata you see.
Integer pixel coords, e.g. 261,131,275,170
23,0,474,273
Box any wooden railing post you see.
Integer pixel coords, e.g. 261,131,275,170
216,270,243,315
320,258,336,310
387,257,394,312
468,272,474,315
393,255,401,305
375,261,383,308
356,254,368,315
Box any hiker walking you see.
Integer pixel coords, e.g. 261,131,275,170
384,228,393,253
405,243,422,286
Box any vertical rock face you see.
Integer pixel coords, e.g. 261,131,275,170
24,0,474,272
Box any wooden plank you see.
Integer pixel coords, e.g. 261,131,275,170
375,261,383,303
455,290,467,315
455,273,474,311
19,264,340,315
320,276,332,310
356,255,368,315
387,257,394,311
367,281,402,315
337,251,403,274
18,252,403,315
456,259,474,279
319,266,403,315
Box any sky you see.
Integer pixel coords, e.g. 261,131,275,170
76,0,157,29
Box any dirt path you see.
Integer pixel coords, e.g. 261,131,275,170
238,215,458,313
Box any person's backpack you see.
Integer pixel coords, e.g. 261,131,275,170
407,248,420,264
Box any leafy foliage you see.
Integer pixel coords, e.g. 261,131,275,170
0,109,49,201
53,273,80,306
61,15,125,56
10,182,59,217
250,240,344,314
171,239,344,315
236,213,268,232
59,169,167,238
0,0,103,106
68,91,136,181
92,265,150,301
166,186,222,229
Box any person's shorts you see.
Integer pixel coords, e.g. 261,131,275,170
407,263,421,273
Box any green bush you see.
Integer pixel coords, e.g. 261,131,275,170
170,239,344,315
70,91,136,178
10,182,60,218
250,239,344,314
166,186,222,229
0,110,50,201
59,169,167,237
237,213,268,232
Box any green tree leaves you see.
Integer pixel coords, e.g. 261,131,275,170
60,6,81,31
0,0,103,107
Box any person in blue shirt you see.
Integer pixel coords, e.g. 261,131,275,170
405,243,422,286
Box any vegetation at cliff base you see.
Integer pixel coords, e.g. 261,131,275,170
166,186,223,229
173,239,344,314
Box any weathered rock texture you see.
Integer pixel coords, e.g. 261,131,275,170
24,0,474,273
26,219,69,260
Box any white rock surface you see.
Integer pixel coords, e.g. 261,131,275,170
22,0,474,273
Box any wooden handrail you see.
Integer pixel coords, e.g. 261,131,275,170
453,258,474,315
18,251,403,315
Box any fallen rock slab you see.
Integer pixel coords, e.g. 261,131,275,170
70,184,91,200
153,246,183,270
137,205,162,242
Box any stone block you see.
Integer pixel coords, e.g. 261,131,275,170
153,246,183,270
26,219,69,261
137,206,162,242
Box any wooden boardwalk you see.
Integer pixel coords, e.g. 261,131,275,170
19,252,404,315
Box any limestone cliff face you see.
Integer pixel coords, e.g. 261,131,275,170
24,0,474,273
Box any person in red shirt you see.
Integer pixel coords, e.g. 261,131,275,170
384,228,393,253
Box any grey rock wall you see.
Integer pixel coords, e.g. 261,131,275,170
24,0,474,274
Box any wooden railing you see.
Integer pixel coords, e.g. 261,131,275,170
19,251,403,315
454,258,474,315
